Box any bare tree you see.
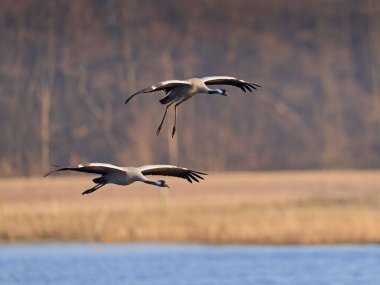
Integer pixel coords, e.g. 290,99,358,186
40,1,56,172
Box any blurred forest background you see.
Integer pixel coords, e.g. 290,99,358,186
1,0,380,177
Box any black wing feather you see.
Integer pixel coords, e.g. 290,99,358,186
203,77,261,93
43,164,122,177
141,167,207,183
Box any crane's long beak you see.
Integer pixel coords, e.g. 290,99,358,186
224,92,230,97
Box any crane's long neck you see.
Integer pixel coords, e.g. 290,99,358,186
144,180,161,186
207,88,224,95
142,178,168,188
207,88,229,97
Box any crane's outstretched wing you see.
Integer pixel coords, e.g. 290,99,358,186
138,165,207,183
125,80,192,104
43,163,125,177
202,76,261,92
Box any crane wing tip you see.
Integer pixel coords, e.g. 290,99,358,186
43,170,55,177
43,164,62,177
193,170,208,175
125,97,132,104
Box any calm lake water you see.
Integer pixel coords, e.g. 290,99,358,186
0,244,379,285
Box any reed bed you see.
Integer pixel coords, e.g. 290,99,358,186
1,171,380,244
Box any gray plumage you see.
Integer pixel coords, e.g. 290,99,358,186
44,163,207,195
125,76,260,137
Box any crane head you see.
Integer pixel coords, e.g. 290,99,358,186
220,89,230,97
157,180,170,188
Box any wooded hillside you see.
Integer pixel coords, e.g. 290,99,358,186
1,0,379,176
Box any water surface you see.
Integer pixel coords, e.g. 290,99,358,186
0,244,379,285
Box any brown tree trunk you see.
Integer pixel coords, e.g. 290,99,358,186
40,1,56,172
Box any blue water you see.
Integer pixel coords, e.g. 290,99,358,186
0,244,379,285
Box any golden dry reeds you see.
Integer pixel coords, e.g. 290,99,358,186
0,171,380,244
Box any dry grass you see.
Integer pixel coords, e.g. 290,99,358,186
1,170,380,244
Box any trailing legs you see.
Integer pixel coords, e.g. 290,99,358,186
156,104,172,136
82,183,105,195
171,102,183,138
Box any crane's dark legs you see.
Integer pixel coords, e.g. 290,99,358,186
156,101,182,137
156,104,171,136
172,102,183,138
82,183,105,195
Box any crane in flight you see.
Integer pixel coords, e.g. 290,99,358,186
44,163,207,195
125,76,260,137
